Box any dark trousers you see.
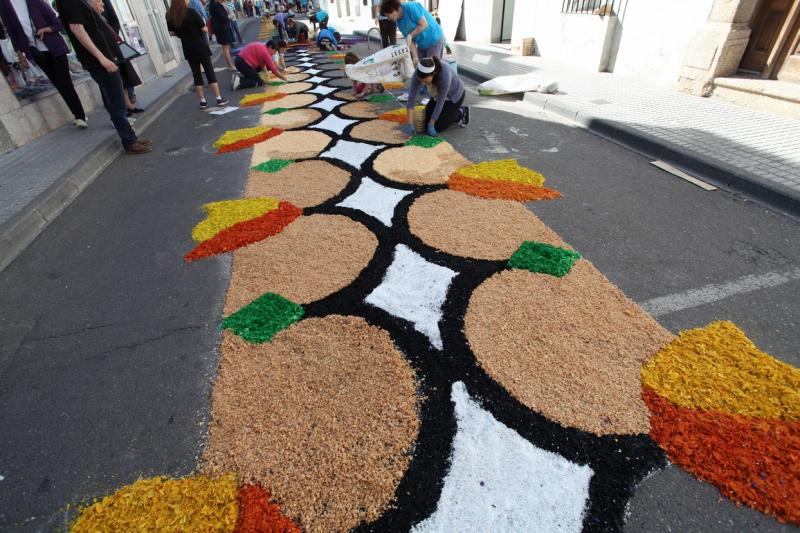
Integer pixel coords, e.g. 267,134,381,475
234,55,263,88
88,67,137,146
425,92,465,133
378,18,397,48
32,51,86,120
189,55,217,86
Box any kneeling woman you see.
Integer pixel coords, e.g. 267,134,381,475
404,57,470,137
231,40,288,90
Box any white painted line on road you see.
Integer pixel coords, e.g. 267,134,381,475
639,266,800,317
651,160,718,191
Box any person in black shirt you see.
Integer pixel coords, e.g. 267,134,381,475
167,0,229,109
285,17,307,43
53,0,151,154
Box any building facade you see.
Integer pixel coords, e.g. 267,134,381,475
0,0,182,152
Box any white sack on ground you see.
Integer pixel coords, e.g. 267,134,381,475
344,44,415,84
477,73,559,96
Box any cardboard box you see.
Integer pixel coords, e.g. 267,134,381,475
511,37,535,56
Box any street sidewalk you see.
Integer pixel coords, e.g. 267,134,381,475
333,16,800,220
0,19,257,273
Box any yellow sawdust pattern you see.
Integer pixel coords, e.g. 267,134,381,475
339,102,381,119
373,143,471,185
70,474,238,532
245,161,351,208
641,321,800,420
213,126,272,148
457,159,546,187
201,318,419,533
350,120,408,145
466,264,674,435
223,214,378,313
259,108,322,129
192,198,279,242
252,130,331,162
408,189,567,260
259,93,317,113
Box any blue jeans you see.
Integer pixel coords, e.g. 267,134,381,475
88,67,137,147
231,20,242,43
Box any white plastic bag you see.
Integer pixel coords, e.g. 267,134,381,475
477,73,559,96
344,43,415,85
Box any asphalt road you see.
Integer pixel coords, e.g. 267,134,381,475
0,34,798,532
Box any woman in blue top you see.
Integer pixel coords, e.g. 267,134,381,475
316,19,339,51
381,0,443,61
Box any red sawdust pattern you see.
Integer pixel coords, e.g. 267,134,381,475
235,485,301,533
241,93,288,107
378,111,409,123
185,202,302,262
448,173,562,201
643,387,800,525
217,129,284,154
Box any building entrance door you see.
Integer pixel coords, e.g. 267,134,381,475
776,13,800,81
499,0,515,43
740,0,792,72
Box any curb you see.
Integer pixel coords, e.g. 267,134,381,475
0,20,258,273
455,62,800,221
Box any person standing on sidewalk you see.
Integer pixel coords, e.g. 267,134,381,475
209,0,235,69
381,0,443,61
231,39,286,89
0,0,88,128
167,0,229,109
189,0,207,20
53,0,151,153
372,0,394,48
402,57,468,137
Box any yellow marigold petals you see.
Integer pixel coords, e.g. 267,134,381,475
192,198,280,242
456,159,546,187
213,127,274,149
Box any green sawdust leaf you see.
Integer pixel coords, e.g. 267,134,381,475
267,81,287,86
405,135,445,149
222,292,304,343
367,94,394,103
263,107,290,115
508,241,581,277
252,159,295,172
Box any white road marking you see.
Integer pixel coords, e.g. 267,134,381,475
639,267,800,317
651,160,717,191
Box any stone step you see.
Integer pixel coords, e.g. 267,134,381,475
712,77,800,120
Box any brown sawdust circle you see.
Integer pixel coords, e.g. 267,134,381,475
269,81,312,95
201,316,419,533
223,214,378,313
466,264,674,435
373,143,471,185
260,93,316,113
245,160,351,207
350,120,407,145
333,90,357,101
252,130,331,162
408,189,567,260
339,101,381,119
285,72,310,82
259,108,322,129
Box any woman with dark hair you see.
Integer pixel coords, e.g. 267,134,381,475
231,39,287,90
381,0,443,61
403,56,469,137
209,0,235,70
0,0,87,127
167,0,229,109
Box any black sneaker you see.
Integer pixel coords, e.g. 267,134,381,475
199,99,208,109
216,97,230,106
460,106,470,128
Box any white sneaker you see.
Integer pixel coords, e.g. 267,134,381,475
74,118,88,129
230,73,241,91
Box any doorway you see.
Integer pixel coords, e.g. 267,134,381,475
499,0,515,43
740,0,795,75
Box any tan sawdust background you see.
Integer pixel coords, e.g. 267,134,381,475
252,130,331,162
245,161,351,207
465,264,674,435
201,317,419,533
259,108,322,129
259,93,317,112
223,214,378,313
373,143,471,185
408,189,568,260
339,102,381,119
350,120,408,145
268,81,312,94
334,90,357,101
